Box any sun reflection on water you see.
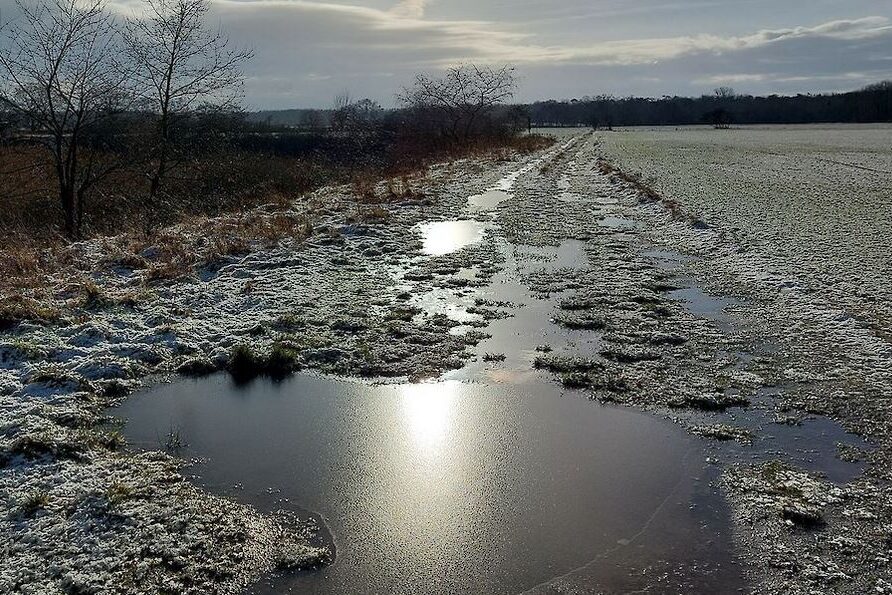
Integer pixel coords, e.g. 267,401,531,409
400,382,457,451
418,220,486,256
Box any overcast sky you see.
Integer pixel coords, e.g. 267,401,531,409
3,0,892,108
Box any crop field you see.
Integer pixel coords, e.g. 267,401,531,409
599,124,892,333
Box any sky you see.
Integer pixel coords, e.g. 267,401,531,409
3,0,892,108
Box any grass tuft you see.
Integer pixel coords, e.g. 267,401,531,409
18,490,50,517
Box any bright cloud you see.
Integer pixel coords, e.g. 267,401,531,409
74,0,892,105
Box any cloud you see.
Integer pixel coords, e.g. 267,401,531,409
697,71,887,88
214,2,890,67
389,0,430,20
110,0,892,106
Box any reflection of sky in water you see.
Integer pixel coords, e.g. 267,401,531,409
418,220,486,256
116,373,740,594
468,189,509,211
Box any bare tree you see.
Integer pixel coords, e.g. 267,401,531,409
331,96,382,136
399,64,517,142
710,87,736,129
713,86,737,100
0,0,130,239
123,0,251,199
299,109,325,132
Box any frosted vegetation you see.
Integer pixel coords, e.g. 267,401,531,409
2,122,892,593
599,124,892,332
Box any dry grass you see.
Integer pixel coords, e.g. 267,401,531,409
352,175,379,204
386,175,426,201
0,132,554,327
511,134,555,155
135,210,315,282
596,157,695,221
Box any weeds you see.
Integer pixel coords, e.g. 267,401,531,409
228,341,301,381
76,279,112,310
352,175,378,203
163,427,186,451
106,482,135,506
7,339,45,360
386,175,425,201
9,433,85,461
18,490,50,517
228,344,264,382
0,295,61,329
266,341,301,378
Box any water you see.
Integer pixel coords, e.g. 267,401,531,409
641,248,868,482
667,286,737,324
117,374,743,595
112,225,867,594
417,220,488,256
468,189,510,211
115,232,746,593
597,216,640,231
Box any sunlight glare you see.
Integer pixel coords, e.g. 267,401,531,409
400,382,458,451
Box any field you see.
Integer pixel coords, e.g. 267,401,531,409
598,124,892,594
599,124,892,333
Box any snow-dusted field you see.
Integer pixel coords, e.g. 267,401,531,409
600,124,892,594
599,124,892,332
3,125,892,593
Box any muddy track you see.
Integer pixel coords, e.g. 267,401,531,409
2,130,891,593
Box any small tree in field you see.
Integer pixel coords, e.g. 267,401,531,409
399,64,517,143
0,0,129,239
124,0,251,200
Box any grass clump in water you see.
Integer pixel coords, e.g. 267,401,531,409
228,341,302,382
266,341,301,378
228,344,264,382
561,371,592,388
552,311,607,330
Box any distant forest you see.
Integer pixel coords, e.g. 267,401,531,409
527,82,892,127
249,82,892,129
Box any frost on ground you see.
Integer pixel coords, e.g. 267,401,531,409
594,124,892,594
4,124,891,593
0,143,560,592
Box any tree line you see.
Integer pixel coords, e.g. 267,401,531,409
528,83,892,128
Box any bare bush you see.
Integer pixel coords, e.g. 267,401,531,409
399,64,517,143
123,0,252,200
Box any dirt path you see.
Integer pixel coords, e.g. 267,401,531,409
2,130,891,593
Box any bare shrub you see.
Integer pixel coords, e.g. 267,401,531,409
399,64,518,144
124,0,251,199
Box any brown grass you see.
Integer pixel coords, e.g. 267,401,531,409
597,157,694,221
0,132,555,326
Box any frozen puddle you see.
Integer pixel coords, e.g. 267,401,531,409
116,375,743,594
417,220,487,255
115,234,744,592
466,136,582,213
668,286,737,323
468,189,510,211
643,248,697,271
597,216,641,230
